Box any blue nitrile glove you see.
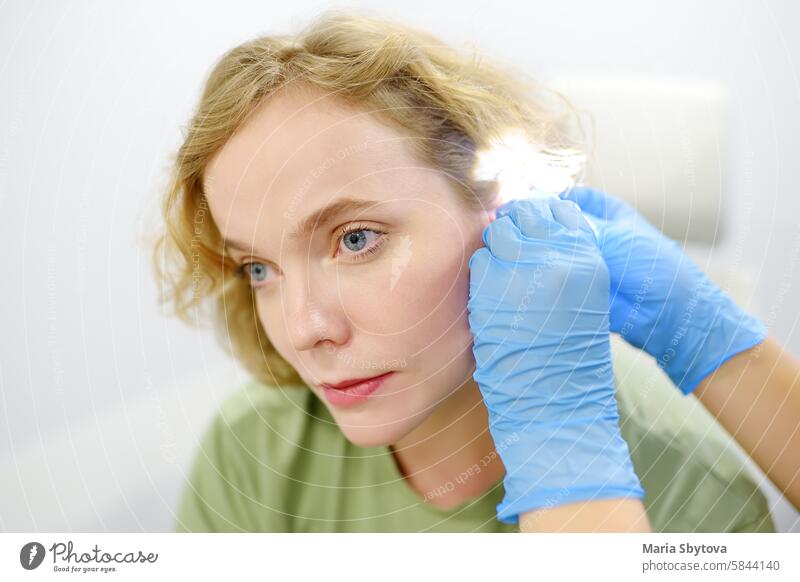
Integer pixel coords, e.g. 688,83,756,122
467,196,644,526
562,185,767,395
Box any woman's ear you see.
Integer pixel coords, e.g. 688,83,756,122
479,207,497,231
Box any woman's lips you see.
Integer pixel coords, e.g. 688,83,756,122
320,371,395,407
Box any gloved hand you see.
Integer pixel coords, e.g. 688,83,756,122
467,196,644,525
562,186,766,395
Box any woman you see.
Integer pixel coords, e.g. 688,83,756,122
153,11,795,532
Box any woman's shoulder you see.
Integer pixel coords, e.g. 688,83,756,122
611,338,775,532
213,379,345,466
214,378,314,432
175,379,333,532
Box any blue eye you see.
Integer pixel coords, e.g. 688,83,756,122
236,262,272,287
235,224,388,289
337,224,388,260
342,229,371,252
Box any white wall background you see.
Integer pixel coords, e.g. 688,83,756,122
1,0,798,532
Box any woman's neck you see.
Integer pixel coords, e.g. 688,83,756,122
389,375,505,509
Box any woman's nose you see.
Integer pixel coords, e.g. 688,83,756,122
283,277,350,352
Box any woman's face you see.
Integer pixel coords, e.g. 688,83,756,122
204,86,494,447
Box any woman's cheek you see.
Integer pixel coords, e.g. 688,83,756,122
254,294,297,367
251,228,473,348
370,238,470,341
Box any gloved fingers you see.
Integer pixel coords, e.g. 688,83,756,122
497,196,592,235
495,196,557,239
549,198,582,230
466,248,508,337
579,213,613,248
484,197,598,262
561,185,611,218
481,215,525,262
467,245,492,283
485,198,567,262
550,198,598,241
562,185,636,221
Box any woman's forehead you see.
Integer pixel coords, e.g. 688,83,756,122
202,88,472,250
205,90,418,204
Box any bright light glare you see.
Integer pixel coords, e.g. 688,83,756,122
474,129,586,205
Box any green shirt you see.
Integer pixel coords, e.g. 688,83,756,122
175,340,775,532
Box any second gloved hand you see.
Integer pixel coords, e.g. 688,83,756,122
467,196,644,525
563,186,766,395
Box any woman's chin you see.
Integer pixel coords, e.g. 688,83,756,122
336,417,428,448
338,426,408,449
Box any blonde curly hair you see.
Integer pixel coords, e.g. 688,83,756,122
151,9,585,388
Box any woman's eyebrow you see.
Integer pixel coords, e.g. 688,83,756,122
223,197,380,255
